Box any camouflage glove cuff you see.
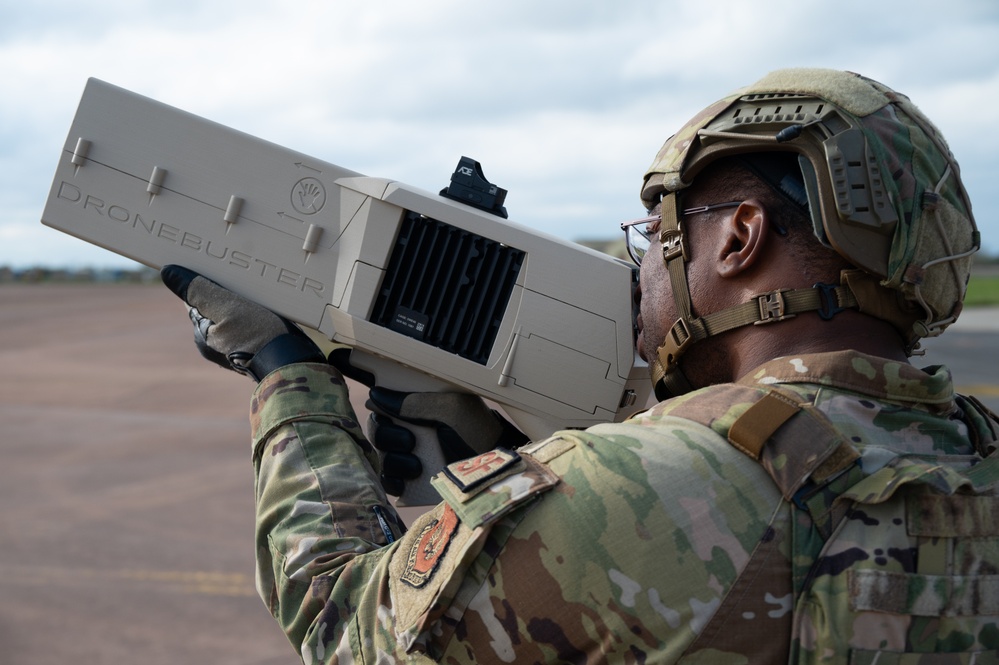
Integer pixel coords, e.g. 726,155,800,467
161,265,325,381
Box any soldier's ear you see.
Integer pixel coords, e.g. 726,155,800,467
717,199,769,278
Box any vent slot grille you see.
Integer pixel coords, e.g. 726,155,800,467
371,211,524,365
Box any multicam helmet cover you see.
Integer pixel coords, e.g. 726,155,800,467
642,68,979,346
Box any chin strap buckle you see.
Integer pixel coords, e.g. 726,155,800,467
660,228,687,262
814,282,847,321
663,317,694,364
652,317,696,394
755,290,795,325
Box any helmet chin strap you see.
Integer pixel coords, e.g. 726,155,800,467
650,192,859,401
651,192,702,400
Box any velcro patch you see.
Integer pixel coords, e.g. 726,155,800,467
400,503,459,588
443,448,520,493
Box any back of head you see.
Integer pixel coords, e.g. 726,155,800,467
642,68,979,350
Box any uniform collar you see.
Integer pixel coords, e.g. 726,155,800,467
739,350,955,407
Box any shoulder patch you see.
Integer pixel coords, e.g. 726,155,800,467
443,448,521,493
392,448,564,653
400,503,459,588
388,503,477,651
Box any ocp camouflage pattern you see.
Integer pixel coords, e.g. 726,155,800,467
641,68,978,337
248,352,998,663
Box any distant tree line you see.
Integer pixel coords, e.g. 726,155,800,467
0,265,160,284
2,249,997,284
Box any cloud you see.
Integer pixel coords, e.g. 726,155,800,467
0,217,139,269
3,0,999,268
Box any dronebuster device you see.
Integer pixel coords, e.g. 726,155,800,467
41,79,650,504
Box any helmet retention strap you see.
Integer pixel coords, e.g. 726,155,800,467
653,192,707,400
651,193,859,401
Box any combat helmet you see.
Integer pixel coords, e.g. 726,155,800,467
640,68,979,400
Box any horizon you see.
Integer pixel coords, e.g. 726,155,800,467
4,1,998,269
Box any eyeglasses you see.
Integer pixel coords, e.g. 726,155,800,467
619,201,742,265
619,200,789,265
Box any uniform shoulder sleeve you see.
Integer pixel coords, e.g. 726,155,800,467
385,442,570,656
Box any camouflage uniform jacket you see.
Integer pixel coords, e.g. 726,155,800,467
249,351,998,664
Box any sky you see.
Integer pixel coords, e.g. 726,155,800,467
2,0,999,268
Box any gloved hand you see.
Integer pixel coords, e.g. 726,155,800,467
365,387,529,497
161,265,326,381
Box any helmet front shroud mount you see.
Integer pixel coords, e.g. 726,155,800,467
641,69,979,400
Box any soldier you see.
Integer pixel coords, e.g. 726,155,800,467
163,68,999,663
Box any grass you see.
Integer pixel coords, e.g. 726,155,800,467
965,275,999,307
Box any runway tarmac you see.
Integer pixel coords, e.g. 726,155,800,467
1,284,297,664
0,283,996,664
918,305,999,412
